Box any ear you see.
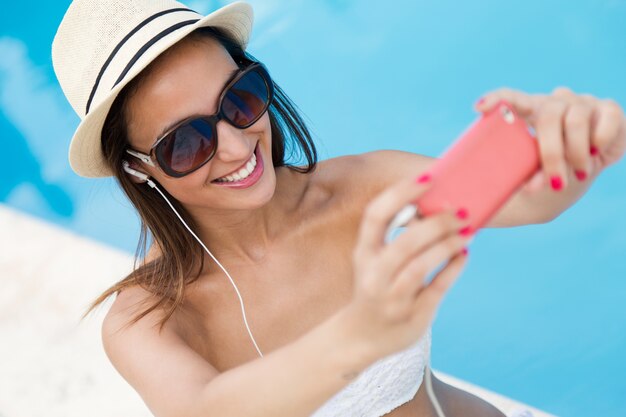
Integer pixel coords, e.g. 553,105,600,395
122,160,150,183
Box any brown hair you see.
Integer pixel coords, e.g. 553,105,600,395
82,26,318,330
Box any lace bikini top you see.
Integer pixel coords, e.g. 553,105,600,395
310,325,432,417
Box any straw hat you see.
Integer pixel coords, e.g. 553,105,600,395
52,0,254,178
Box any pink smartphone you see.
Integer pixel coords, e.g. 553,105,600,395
413,99,541,235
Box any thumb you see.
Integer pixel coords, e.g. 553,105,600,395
521,170,546,195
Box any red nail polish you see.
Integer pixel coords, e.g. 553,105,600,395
416,173,431,184
550,175,563,191
458,226,472,236
590,145,599,156
456,208,469,220
575,170,587,181
461,247,469,256
475,97,485,107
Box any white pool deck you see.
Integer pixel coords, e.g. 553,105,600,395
0,205,556,417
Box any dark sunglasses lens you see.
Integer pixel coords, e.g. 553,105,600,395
157,119,216,175
222,69,270,127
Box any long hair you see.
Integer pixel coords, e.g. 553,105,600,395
82,26,318,330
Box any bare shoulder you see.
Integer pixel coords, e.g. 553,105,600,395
102,285,161,333
314,150,436,201
101,285,184,369
102,286,219,417
104,245,164,328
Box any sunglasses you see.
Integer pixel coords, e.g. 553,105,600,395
126,61,274,178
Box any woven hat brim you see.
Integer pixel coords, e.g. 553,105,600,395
68,1,253,178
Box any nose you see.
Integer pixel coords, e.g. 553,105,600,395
213,120,254,162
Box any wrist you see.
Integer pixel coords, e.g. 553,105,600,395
328,306,380,379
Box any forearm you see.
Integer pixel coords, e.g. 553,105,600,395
486,158,603,228
198,307,377,417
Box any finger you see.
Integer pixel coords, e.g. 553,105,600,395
379,208,471,281
474,88,537,119
356,175,433,256
535,99,569,191
563,102,594,180
592,99,625,158
410,250,468,322
388,230,471,299
552,86,577,100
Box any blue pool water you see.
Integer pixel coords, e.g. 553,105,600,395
2,1,625,415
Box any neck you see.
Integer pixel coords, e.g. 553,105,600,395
191,204,277,265
185,167,305,266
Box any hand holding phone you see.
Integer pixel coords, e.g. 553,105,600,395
387,99,541,241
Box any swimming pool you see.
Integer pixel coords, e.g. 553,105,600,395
2,1,625,415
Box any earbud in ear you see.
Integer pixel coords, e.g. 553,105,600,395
122,160,150,183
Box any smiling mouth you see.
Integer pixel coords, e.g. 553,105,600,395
211,142,259,183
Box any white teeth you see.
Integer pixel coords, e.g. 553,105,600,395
214,151,258,183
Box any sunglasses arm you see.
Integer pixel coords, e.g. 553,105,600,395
126,149,156,167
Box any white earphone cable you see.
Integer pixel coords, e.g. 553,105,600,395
424,346,446,417
147,179,264,358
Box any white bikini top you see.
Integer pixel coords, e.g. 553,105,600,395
310,325,432,417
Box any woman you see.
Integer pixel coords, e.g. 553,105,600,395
51,1,625,416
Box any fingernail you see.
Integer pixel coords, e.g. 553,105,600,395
590,145,599,156
458,226,472,236
416,173,431,184
475,97,486,107
574,170,587,181
456,208,469,220
461,247,469,256
550,175,563,191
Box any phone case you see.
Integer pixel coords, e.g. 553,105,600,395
413,100,541,235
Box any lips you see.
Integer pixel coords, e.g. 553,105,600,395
211,142,259,183
211,143,264,189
